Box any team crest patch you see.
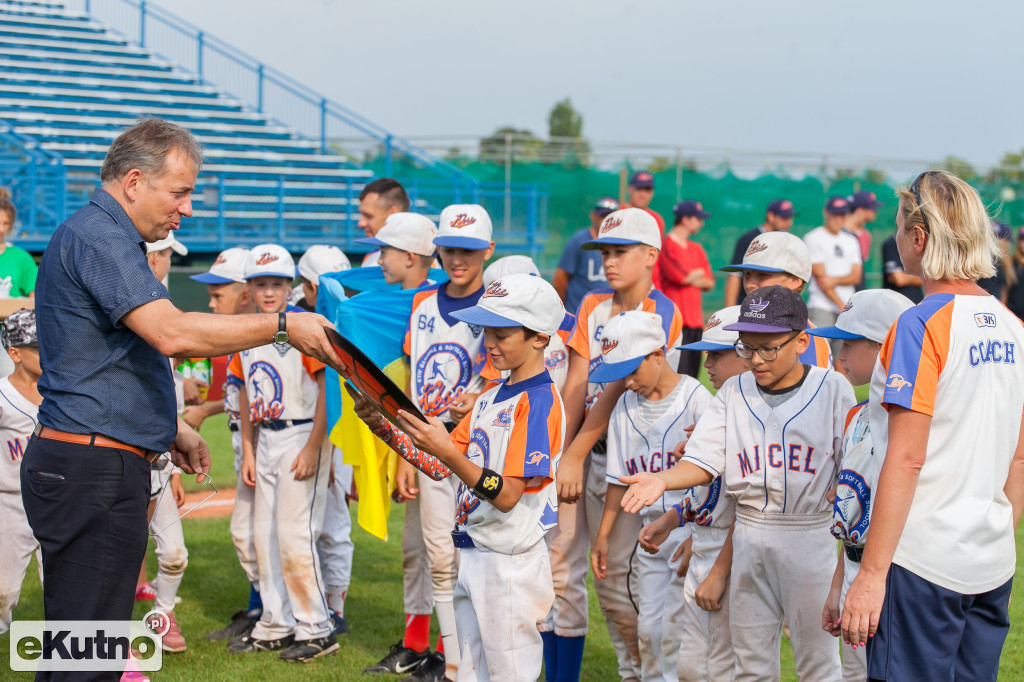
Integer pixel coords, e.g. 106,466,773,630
247,360,284,422
600,217,622,233
545,348,567,371
449,213,476,228
886,374,912,391
745,239,768,256
832,469,871,544
601,337,619,356
415,342,473,416
492,405,513,429
975,313,997,328
705,315,722,331
483,281,509,298
255,251,279,266
686,476,722,527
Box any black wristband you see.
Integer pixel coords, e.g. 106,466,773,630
472,468,503,502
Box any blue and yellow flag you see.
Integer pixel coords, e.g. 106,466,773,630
318,268,447,540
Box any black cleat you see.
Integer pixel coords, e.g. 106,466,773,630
280,634,340,662
207,609,260,641
329,610,348,635
362,639,430,675
400,651,447,682
227,633,294,654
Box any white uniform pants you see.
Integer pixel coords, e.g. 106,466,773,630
251,424,332,641
150,465,188,615
673,524,733,682
230,429,259,587
541,457,590,637
839,553,866,682
636,521,689,682
454,540,554,682
401,492,434,615
730,510,840,682
0,490,41,633
419,473,459,605
318,447,353,595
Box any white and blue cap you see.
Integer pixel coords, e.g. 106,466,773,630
434,204,493,250
719,231,812,283
191,247,249,284
146,233,188,256
243,243,296,280
297,244,351,281
590,311,667,383
679,306,742,352
450,273,564,337
582,208,661,251
355,212,437,257
807,289,914,344
483,255,540,287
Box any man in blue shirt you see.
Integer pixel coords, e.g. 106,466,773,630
552,197,617,313
21,118,338,679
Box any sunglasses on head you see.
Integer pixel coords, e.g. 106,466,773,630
909,171,932,234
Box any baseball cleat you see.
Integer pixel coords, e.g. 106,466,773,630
226,633,294,654
207,609,260,641
279,634,340,663
329,610,348,635
362,639,430,675
134,583,156,602
400,651,446,682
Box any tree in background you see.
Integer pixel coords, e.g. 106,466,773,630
546,98,591,165
479,126,544,163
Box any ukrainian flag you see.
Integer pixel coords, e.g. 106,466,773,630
318,267,447,541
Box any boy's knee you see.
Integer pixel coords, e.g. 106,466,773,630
158,551,188,576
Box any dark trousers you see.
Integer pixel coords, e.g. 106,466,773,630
676,326,704,378
867,563,1012,682
20,435,152,682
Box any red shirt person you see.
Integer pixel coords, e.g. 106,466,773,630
653,200,714,377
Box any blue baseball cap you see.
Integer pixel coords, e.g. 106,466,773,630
766,198,797,219
593,197,620,216
673,200,711,221
629,171,654,189
825,196,851,215
724,285,808,334
848,190,883,211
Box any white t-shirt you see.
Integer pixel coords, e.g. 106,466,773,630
878,293,1024,593
0,377,38,493
804,227,862,313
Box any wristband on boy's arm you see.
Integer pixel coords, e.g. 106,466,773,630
371,419,452,481
673,503,687,527
473,468,503,502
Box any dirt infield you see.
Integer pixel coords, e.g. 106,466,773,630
183,487,235,518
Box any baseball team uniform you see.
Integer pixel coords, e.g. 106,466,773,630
225,354,260,589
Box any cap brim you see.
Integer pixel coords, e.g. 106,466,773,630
723,322,795,334
677,341,735,351
806,326,864,340
190,272,237,284
719,263,788,274
630,183,654,190
589,356,644,383
171,242,188,256
244,271,295,280
433,236,492,250
698,211,712,219
450,306,521,329
355,237,389,248
581,237,647,251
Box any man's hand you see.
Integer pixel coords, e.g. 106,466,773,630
288,314,342,367
618,472,666,514
170,473,186,508
672,535,693,578
171,418,210,476
557,456,584,504
448,392,478,424
394,457,419,502
291,445,319,481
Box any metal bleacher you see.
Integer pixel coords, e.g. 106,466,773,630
0,0,547,256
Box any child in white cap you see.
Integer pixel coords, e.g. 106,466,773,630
811,289,914,682
295,245,351,311
356,212,437,290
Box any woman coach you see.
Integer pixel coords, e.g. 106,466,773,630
21,118,338,680
841,170,1024,680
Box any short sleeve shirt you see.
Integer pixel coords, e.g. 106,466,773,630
36,188,176,452
557,228,607,314
881,235,923,304
803,227,862,313
653,236,712,328
0,245,37,298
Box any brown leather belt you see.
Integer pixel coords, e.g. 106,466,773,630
33,424,163,463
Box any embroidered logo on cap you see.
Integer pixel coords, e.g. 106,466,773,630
705,315,722,331
601,337,619,355
748,298,770,314
746,239,768,256
214,254,227,265
842,300,854,313
483,281,509,298
600,217,622,233
449,213,476,228
255,252,279,266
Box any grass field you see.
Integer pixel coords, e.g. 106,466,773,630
4,409,1024,680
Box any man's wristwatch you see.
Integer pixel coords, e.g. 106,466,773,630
274,312,289,345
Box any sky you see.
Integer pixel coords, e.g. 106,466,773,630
127,0,1024,168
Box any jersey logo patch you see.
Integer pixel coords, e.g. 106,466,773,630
449,213,476,228
545,348,567,371
467,427,491,468
483,281,509,298
526,451,545,466
975,313,997,328
492,405,513,429
886,374,913,392
600,217,622,233
686,475,722,526
832,469,871,544
745,239,768,256
247,360,284,422
255,251,279,266
415,342,473,417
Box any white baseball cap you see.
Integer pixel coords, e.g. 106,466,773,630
679,306,742,352
356,213,437,257
807,289,915,344
244,244,296,280
146,233,187,256
582,208,662,251
590,311,667,383
190,247,249,284
450,273,565,337
720,231,812,283
434,204,493,250
297,244,351,282
483,255,540,287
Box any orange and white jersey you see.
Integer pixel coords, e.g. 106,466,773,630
877,293,1024,593
451,372,564,554
405,284,497,424
224,353,243,427
230,340,324,424
0,377,37,493
801,325,833,369
568,287,683,413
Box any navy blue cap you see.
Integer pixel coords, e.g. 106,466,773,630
766,199,796,218
825,196,851,215
993,220,1012,241
594,197,620,216
848,190,883,211
673,200,711,221
629,171,654,189
724,285,808,334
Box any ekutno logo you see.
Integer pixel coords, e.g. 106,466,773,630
9,611,165,672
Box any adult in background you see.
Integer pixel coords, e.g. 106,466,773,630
881,231,924,304
357,178,410,266
723,198,795,306
846,190,883,290
552,196,618,313
0,188,38,299
841,170,1024,681
653,200,714,377
21,118,338,681
978,220,1014,302
1006,226,1024,319
804,196,862,358
622,171,665,231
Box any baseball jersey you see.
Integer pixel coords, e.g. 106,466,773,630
831,401,876,547
878,293,1024,593
605,375,713,520
681,367,856,515
405,284,497,424
224,353,243,427
451,372,564,554
229,316,325,423
568,287,683,414
802,325,833,369
0,377,37,493
804,227,862,313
